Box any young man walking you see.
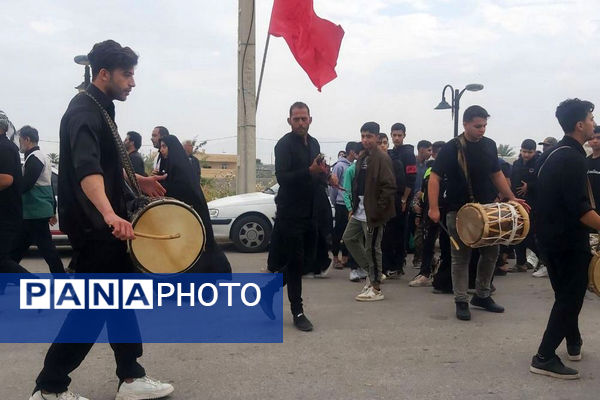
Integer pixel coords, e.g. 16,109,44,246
343,122,396,301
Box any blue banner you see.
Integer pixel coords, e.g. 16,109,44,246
0,273,283,343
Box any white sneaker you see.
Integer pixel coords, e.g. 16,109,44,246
356,267,368,279
115,376,174,400
29,391,89,400
349,269,360,282
355,286,384,301
532,266,548,278
408,274,433,287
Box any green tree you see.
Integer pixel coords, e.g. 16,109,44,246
497,144,515,158
48,153,59,164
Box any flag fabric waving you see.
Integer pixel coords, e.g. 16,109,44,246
268,0,344,91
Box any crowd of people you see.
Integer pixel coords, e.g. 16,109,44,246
0,38,598,399
265,99,600,381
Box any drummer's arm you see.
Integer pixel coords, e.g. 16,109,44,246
81,174,135,240
121,169,167,197
427,172,441,223
581,211,600,231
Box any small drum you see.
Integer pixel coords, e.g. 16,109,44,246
589,249,600,297
456,201,530,248
128,198,206,274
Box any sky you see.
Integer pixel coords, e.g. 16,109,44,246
1,0,599,166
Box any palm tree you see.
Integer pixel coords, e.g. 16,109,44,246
48,153,59,164
497,144,515,158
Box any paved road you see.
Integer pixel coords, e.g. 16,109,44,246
3,247,600,399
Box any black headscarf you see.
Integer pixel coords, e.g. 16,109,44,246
160,135,231,274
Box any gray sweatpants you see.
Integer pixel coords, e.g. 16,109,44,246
342,218,383,285
447,211,499,303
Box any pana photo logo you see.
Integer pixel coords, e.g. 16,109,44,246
20,278,262,310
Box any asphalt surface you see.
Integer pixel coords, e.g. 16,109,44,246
2,246,600,400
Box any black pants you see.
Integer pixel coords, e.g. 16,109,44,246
35,240,145,393
267,217,316,315
382,212,407,272
11,218,64,274
537,247,590,359
432,212,452,292
419,217,451,278
515,214,539,266
0,220,31,292
332,204,349,258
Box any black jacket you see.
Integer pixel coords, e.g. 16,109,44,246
511,154,538,203
389,144,416,194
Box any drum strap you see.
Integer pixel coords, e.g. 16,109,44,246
456,134,475,202
82,91,143,197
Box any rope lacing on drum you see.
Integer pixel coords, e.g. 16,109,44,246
489,202,522,245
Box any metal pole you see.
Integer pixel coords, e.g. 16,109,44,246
256,33,270,109
237,0,257,194
453,88,460,138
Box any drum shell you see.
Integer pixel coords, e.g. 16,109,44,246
456,201,530,248
127,198,206,274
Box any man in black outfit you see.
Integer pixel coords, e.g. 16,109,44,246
30,40,173,400
384,123,416,277
530,98,599,380
267,101,336,331
0,111,31,286
124,131,146,176
183,139,202,184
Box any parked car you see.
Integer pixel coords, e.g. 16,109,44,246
207,184,278,253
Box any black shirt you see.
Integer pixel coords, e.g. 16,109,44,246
536,135,592,251
22,146,45,193
389,144,416,192
129,150,146,177
432,136,500,211
188,154,201,182
587,154,600,213
58,84,128,245
0,134,22,222
511,154,538,203
274,131,321,219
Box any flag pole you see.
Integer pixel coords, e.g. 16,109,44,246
256,33,271,109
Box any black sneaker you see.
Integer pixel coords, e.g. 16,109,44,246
567,342,582,361
530,355,579,379
470,295,504,313
293,313,313,332
455,301,471,321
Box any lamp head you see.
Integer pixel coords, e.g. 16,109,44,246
465,83,484,92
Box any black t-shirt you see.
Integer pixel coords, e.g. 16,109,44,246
432,136,500,211
58,84,128,246
587,155,600,212
129,150,147,177
0,134,22,222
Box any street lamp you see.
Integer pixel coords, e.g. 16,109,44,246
74,54,90,92
434,83,484,137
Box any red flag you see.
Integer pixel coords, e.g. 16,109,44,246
268,0,344,91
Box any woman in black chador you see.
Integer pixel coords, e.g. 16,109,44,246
159,135,231,274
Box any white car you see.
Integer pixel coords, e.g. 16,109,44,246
208,184,278,253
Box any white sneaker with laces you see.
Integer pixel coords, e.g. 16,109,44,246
115,376,174,400
29,391,89,400
349,269,360,282
409,274,433,287
356,267,368,279
532,266,548,278
355,286,384,301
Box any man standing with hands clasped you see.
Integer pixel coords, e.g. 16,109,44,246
428,105,527,321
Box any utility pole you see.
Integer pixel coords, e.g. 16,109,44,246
236,0,257,194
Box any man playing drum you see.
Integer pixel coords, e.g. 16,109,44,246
530,99,599,379
428,105,525,321
30,40,173,400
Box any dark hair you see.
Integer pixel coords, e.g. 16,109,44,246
417,140,432,150
390,123,406,133
154,126,170,138
19,125,39,143
345,141,357,153
87,40,138,80
360,121,380,134
289,101,310,117
127,131,142,150
378,132,388,141
521,139,537,150
555,98,595,134
432,141,445,153
463,105,490,122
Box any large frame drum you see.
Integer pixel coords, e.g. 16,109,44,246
456,201,530,248
128,198,206,274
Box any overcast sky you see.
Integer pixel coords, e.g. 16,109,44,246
1,0,598,165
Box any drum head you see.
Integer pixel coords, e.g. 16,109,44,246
456,204,484,246
589,254,600,296
129,200,205,274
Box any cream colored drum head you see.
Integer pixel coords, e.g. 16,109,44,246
456,204,484,247
129,200,205,274
589,254,600,297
